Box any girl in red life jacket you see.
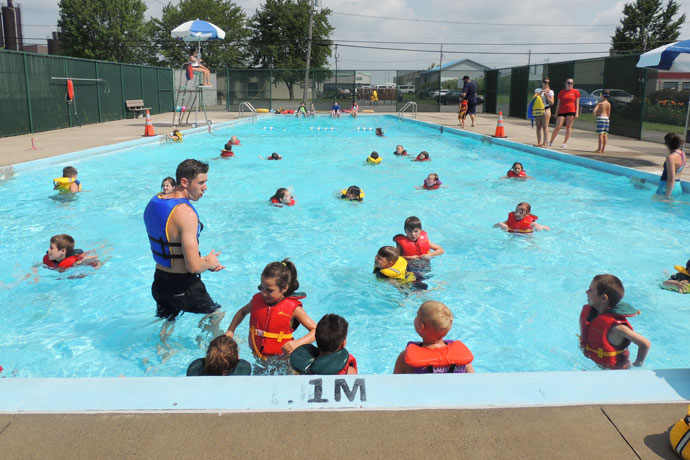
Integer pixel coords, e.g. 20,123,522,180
228,135,240,145
500,162,533,180
416,173,443,190
494,202,550,233
414,151,431,162
224,259,317,359
269,187,295,207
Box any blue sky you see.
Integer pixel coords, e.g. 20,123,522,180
17,0,690,70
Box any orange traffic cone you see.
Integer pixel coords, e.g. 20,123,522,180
493,111,507,138
143,110,155,137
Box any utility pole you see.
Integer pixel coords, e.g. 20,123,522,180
335,44,339,98
302,0,315,104
439,45,443,102
528,49,531,66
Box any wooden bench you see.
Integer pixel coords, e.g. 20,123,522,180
125,99,152,118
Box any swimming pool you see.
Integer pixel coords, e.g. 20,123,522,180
1,114,688,378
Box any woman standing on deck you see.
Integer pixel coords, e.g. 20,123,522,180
548,78,580,149
656,133,686,199
534,77,554,147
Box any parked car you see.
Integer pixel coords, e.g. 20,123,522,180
576,89,598,113
428,89,450,98
438,91,485,105
336,88,351,96
398,85,415,94
591,89,634,103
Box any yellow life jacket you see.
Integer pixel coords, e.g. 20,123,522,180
367,156,382,164
379,257,416,283
670,406,690,459
172,132,183,142
340,189,365,201
53,177,81,192
531,94,545,117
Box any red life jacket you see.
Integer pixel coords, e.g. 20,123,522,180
270,197,295,207
415,154,430,162
42,251,84,269
506,212,537,233
229,139,240,145
338,354,358,374
394,150,408,156
422,182,441,190
393,230,431,257
404,340,473,373
220,150,234,158
249,292,304,356
579,304,632,369
507,170,527,178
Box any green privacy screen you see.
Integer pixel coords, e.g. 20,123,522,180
0,49,173,137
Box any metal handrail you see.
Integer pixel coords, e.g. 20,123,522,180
239,101,257,119
398,101,417,119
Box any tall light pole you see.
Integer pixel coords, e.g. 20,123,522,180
302,0,315,104
335,44,339,98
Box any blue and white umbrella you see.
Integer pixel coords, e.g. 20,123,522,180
171,19,226,42
637,39,690,71
637,40,690,149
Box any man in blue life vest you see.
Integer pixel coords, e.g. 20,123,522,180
143,159,224,349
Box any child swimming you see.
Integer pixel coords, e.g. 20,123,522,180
228,135,240,145
167,129,183,142
269,187,295,207
186,335,252,376
375,127,384,137
53,166,81,193
43,233,101,270
367,151,381,164
417,173,442,190
160,176,176,193
414,151,430,162
266,152,282,160
494,202,549,233
225,259,317,362
663,259,690,294
290,313,358,375
501,162,533,180
373,246,427,290
341,185,364,201
394,145,408,156
220,142,235,158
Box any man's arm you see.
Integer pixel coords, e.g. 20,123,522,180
176,206,223,273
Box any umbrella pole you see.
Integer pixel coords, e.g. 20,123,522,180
684,95,690,153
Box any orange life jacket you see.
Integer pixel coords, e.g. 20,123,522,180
579,304,632,369
507,170,527,178
42,250,84,269
506,212,537,233
249,292,304,357
393,230,431,257
404,340,473,373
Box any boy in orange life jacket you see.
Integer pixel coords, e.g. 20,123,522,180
579,274,650,369
290,314,358,375
394,300,474,374
43,234,101,270
393,216,444,262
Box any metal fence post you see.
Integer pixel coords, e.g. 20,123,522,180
95,61,103,122
120,63,126,118
22,52,34,133
156,68,161,113
269,69,273,111
64,57,72,128
639,67,647,140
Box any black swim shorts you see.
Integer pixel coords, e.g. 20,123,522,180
467,101,477,115
558,112,577,117
151,269,221,321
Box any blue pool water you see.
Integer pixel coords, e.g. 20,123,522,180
1,115,688,378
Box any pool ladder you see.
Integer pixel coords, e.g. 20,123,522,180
239,102,257,121
398,101,417,119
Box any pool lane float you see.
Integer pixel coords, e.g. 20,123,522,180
367,156,382,164
220,149,235,158
256,108,269,113
290,344,358,375
506,212,537,233
43,249,84,269
670,406,690,459
53,177,81,192
507,170,527,178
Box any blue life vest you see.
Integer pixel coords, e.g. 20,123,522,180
143,194,201,267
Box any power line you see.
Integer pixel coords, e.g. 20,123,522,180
331,11,618,27
332,43,612,55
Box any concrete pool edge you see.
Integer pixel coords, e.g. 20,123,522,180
405,116,690,192
1,368,688,413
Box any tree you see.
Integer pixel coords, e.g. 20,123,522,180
249,0,334,100
57,0,148,63
147,0,250,68
611,0,686,54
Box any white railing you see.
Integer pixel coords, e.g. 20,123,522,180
398,101,417,119
239,102,257,120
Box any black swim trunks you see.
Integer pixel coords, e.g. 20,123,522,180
151,269,221,321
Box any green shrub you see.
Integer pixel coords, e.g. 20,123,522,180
643,103,687,126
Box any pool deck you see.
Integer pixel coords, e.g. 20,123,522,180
1,111,687,459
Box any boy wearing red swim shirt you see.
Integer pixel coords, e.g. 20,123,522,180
393,216,445,261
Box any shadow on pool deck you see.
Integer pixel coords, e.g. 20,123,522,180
0,110,686,459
